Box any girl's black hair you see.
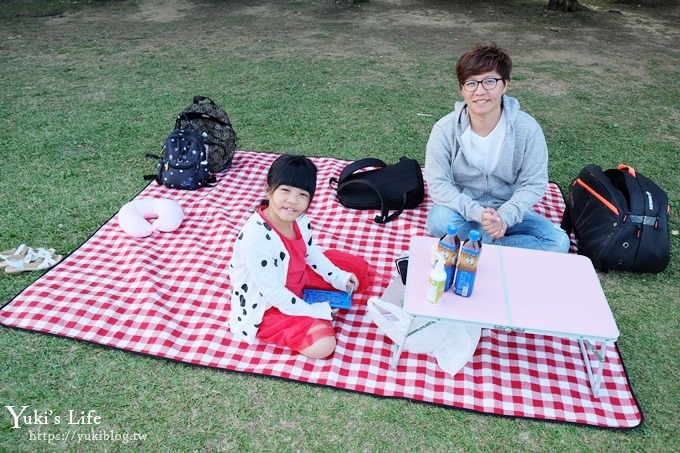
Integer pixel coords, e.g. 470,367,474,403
266,154,317,201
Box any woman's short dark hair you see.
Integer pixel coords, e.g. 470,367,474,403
266,154,318,200
456,42,512,87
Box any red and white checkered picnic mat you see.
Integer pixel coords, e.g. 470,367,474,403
0,151,642,428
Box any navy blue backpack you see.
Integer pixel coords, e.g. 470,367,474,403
146,121,215,190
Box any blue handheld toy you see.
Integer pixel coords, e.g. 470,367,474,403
302,286,353,309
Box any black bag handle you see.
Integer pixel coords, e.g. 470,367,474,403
176,111,229,128
193,95,215,105
336,178,407,224
331,158,387,186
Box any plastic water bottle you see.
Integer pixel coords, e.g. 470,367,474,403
436,224,460,291
426,255,447,304
453,229,482,297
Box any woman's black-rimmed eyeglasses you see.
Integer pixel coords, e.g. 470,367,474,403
462,78,504,92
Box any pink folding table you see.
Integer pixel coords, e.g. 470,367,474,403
394,236,620,396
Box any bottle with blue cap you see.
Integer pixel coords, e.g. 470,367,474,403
453,229,482,297
436,224,460,291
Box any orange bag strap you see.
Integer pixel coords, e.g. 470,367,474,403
617,164,636,177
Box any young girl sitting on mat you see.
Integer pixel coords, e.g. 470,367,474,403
228,154,369,359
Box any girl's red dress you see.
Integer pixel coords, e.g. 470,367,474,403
255,208,370,352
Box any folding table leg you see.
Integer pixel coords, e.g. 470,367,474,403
389,316,414,369
579,339,609,397
389,318,438,369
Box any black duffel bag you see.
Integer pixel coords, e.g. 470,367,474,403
561,164,671,273
329,157,425,224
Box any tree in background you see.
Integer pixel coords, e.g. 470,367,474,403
548,0,580,11
548,0,674,11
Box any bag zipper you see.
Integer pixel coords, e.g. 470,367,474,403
573,178,620,215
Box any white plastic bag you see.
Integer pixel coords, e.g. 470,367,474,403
431,323,481,375
367,296,450,353
366,277,481,375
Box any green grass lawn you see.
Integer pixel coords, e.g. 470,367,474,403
1,0,678,451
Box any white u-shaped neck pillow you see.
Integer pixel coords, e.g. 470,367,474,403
117,198,184,238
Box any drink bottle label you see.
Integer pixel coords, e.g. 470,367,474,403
437,240,459,268
437,238,460,291
427,275,445,304
457,248,479,272
443,266,455,291
453,270,475,297
453,248,480,297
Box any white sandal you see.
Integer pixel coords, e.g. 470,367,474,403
4,247,62,274
0,244,28,267
1,244,57,268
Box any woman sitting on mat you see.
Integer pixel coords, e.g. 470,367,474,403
228,154,368,359
424,42,570,252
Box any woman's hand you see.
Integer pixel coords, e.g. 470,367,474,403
482,208,507,240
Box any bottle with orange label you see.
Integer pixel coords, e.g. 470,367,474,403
436,224,460,291
453,229,482,297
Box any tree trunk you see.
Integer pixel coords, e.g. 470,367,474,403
548,0,579,12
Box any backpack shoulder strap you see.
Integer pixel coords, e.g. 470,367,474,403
330,158,387,186
555,179,573,233
177,111,229,127
560,198,573,234
618,164,665,226
618,165,644,214
336,178,407,224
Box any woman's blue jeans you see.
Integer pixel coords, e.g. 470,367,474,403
426,204,571,253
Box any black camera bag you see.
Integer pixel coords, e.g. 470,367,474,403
329,157,425,224
561,164,670,272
